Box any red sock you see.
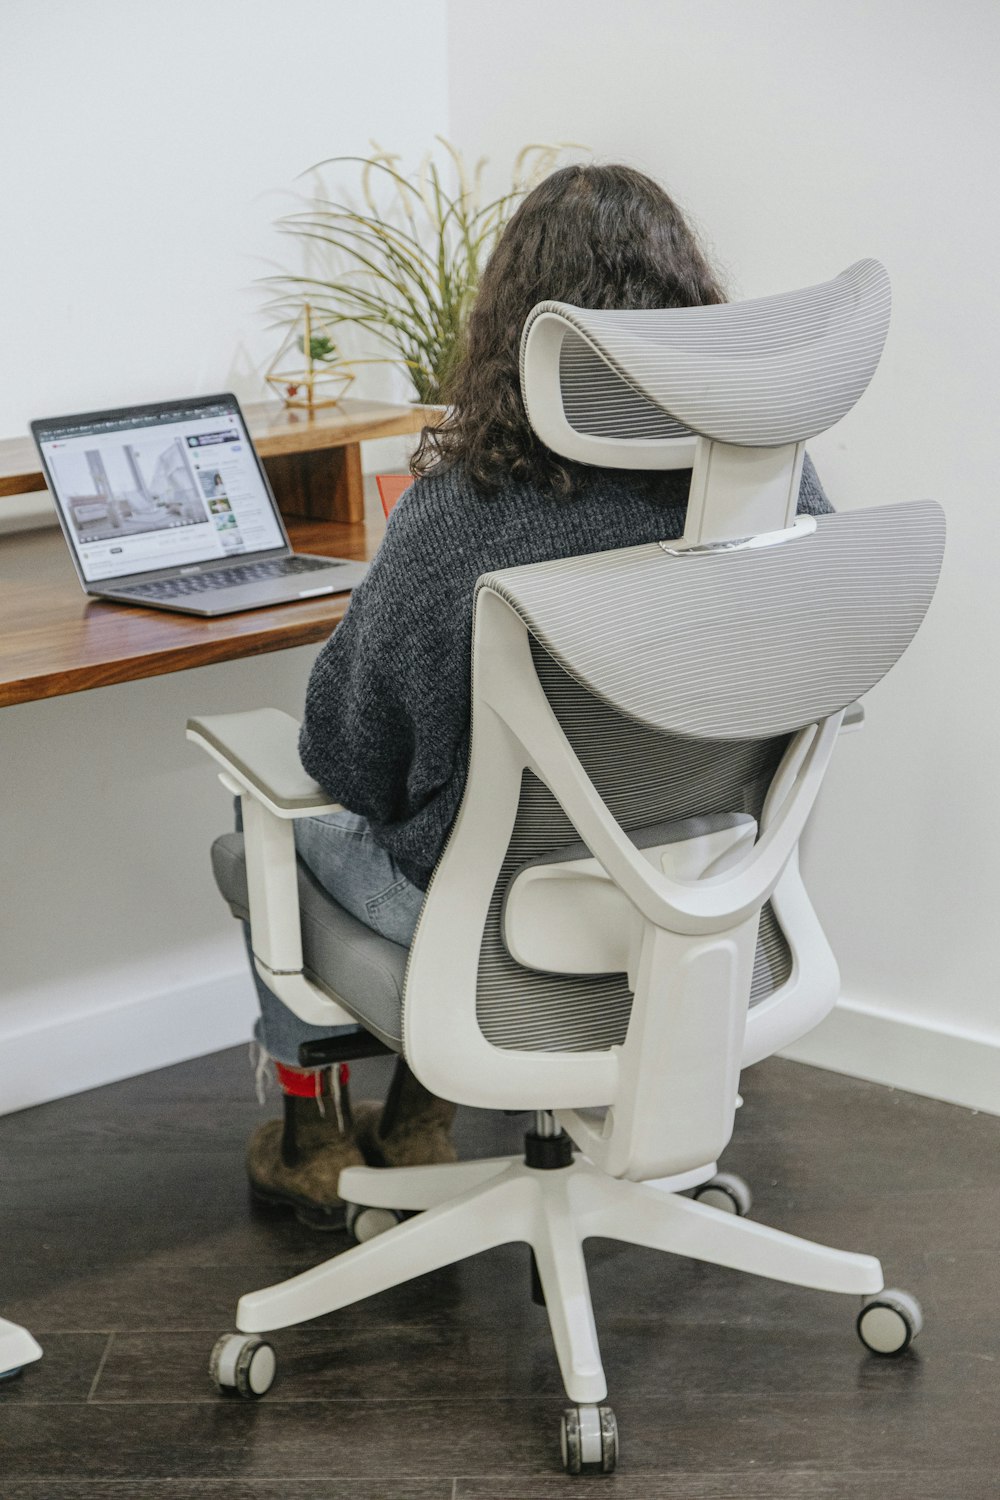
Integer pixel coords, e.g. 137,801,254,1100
275,1061,351,1097
275,1062,321,1097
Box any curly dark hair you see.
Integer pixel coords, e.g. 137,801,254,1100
411,163,726,497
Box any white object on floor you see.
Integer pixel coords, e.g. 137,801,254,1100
0,1318,42,1379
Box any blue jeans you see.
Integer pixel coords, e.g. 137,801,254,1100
243,809,424,1067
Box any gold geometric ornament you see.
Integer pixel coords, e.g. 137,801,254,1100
265,303,356,410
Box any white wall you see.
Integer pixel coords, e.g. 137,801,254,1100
447,0,1000,1109
0,651,314,1113
0,0,448,1111
0,0,445,428
5,0,998,1115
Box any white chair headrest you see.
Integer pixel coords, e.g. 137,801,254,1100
520,259,891,468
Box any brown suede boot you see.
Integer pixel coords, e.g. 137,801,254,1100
354,1058,458,1168
247,1066,369,1230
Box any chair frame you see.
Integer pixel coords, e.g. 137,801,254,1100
187,626,884,1420
187,258,937,1470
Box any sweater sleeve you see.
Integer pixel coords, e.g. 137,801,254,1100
297,484,471,836
796,451,834,515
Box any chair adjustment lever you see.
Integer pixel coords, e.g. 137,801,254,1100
298,1033,395,1068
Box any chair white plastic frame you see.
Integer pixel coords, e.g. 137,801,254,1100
190,259,943,1475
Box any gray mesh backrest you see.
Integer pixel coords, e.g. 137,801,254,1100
473,499,945,1053
523,259,891,448
475,642,792,1052
484,503,945,740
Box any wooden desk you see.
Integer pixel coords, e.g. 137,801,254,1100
0,410,410,1379
0,518,380,708
0,397,436,525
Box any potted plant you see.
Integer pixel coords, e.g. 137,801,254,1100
268,139,576,406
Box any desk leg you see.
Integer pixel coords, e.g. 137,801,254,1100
263,443,364,525
0,1317,42,1379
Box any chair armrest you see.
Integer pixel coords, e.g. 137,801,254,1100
187,709,341,819
188,708,354,1028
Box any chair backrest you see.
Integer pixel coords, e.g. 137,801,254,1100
402,264,944,1185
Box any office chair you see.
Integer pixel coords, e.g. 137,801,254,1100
189,259,944,1474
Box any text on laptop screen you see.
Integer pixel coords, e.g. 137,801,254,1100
37,400,286,583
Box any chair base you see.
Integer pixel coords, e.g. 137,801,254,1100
235,1153,884,1405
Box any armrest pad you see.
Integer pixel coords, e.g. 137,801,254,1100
187,709,341,816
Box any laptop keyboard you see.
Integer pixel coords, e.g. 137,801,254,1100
119,555,343,600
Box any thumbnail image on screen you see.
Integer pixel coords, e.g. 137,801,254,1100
50,435,210,545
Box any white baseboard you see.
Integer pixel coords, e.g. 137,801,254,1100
780,995,1000,1116
0,967,257,1116
3,971,998,1120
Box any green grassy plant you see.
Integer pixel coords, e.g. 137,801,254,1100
269,140,576,404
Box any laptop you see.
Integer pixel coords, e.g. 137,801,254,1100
31,392,369,615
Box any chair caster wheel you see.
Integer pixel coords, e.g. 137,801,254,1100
857,1289,923,1355
560,1404,618,1474
345,1202,403,1244
692,1171,752,1216
209,1333,276,1398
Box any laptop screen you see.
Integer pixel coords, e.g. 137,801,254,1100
33,395,287,584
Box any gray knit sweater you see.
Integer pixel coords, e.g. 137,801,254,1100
299,457,831,889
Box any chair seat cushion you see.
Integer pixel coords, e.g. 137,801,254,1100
211,832,406,1050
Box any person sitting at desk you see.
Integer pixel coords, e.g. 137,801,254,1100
243,162,833,1226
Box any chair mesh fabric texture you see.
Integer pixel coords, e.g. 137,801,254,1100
472,501,943,1053
480,502,946,741
522,258,891,447
474,641,793,1054
558,331,693,441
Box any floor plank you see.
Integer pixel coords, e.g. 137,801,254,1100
456,1474,1000,1500
1,1484,450,1499
1,1047,998,1492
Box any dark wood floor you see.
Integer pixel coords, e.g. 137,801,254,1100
0,1048,997,1498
